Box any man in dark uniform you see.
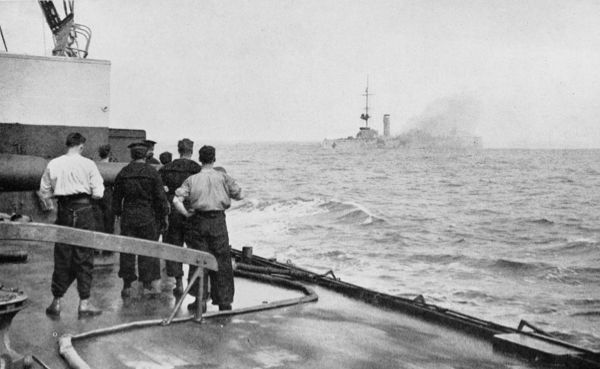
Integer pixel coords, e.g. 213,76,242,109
113,142,170,297
39,132,104,317
94,144,117,266
96,144,115,235
143,139,161,165
173,145,242,311
158,139,201,295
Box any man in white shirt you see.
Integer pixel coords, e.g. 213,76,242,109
39,132,105,317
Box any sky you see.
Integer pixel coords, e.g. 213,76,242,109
1,0,600,148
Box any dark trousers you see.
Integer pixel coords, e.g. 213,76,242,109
118,220,160,285
163,212,187,278
185,212,234,305
51,199,97,299
96,186,115,234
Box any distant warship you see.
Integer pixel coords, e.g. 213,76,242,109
322,84,482,150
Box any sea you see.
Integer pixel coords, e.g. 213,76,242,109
190,143,600,350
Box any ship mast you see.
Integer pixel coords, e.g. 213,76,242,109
360,77,372,128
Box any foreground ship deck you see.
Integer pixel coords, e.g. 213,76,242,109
4,241,528,369
2,232,593,369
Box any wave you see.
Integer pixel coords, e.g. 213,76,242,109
314,250,355,262
489,258,600,285
335,208,387,226
452,290,499,304
438,180,465,188
565,298,600,307
230,197,387,227
546,330,600,351
547,176,575,184
491,258,542,273
319,200,388,226
231,197,326,215
467,208,503,216
527,218,555,225
543,239,599,255
564,239,598,249
408,253,469,265
577,225,600,232
571,311,600,317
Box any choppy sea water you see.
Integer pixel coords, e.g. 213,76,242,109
214,143,600,350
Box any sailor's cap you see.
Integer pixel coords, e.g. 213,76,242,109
127,142,149,149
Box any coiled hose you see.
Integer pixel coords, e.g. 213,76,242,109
58,270,318,369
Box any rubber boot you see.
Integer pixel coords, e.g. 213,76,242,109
45,298,61,316
78,299,102,316
121,280,134,298
187,299,207,313
143,279,161,296
173,277,183,296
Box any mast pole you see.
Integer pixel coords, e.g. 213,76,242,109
363,76,370,128
0,26,7,52
365,80,369,127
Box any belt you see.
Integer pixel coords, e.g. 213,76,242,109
56,193,91,205
194,210,225,217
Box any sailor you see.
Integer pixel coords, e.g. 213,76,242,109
98,144,114,163
159,151,173,165
158,139,202,295
95,144,115,235
39,132,105,317
143,139,161,165
112,142,170,297
173,145,242,311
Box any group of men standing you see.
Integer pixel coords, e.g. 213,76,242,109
39,133,242,317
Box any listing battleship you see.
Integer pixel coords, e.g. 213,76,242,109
322,84,483,150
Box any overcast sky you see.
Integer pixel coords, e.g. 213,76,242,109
2,0,600,148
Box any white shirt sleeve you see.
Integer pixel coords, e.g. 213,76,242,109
89,162,105,199
39,165,54,199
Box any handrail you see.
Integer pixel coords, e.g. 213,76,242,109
0,222,217,270
0,221,218,323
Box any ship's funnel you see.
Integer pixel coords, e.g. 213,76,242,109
383,114,390,137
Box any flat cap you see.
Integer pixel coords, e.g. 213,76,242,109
143,139,157,146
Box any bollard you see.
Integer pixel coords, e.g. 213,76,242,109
0,288,28,368
242,246,253,263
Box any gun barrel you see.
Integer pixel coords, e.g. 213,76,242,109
0,154,131,191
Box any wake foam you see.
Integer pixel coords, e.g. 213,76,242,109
319,200,387,225
230,197,387,226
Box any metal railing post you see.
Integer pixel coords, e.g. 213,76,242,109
162,267,202,326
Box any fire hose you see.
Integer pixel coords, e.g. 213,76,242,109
57,270,318,369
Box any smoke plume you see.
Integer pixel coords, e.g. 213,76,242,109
405,95,481,136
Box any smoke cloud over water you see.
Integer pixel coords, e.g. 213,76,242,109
404,96,482,137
